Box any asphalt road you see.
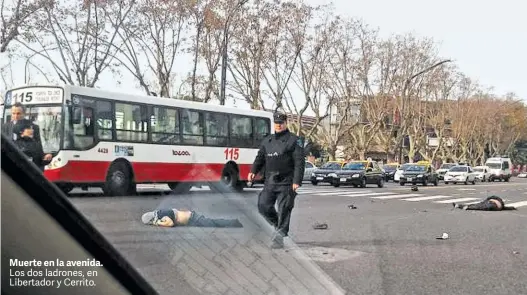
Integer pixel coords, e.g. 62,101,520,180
70,178,527,295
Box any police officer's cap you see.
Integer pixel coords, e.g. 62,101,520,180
273,112,287,124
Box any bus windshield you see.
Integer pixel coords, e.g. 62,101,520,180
3,105,63,154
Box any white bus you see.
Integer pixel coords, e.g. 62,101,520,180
3,85,272,195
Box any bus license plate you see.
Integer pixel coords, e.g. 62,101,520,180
316,177,323,180
340,178,347,182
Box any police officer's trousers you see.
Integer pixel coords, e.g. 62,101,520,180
257,185,297,237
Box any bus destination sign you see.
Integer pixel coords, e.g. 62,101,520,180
5,87,63,105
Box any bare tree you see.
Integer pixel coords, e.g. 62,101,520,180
194,0,229,102
227,0,277,109
16,0,134,86
283,4,337,139
98,0,189,97
0,0,54,52
261,1,309,111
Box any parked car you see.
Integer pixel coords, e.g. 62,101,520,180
383,163,400,182
444,165,477,185
303,161,317,182
399,161,439,186
329,159,385,188
485,157,513,182
473,165,491,182
436,163,458,180
394,163,412,182
310,161,346,185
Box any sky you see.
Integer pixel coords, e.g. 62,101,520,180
311,0,527,100
1,0,526,108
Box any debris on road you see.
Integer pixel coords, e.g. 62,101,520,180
313,223,328,230
348,204,357,209
411,185,419,191
436,232,449,240
513,251,520,255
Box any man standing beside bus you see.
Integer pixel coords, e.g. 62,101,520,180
248,112,305,249
2,102,52,163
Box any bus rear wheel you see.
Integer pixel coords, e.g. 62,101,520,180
213,165,242,192
103,161,135,196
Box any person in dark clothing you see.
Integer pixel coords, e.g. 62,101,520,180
141,208,243,228
12,119,51,171
453,196,517,211
2,103,52,162
248,112,305,249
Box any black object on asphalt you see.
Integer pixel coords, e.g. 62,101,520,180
348,204,357,209
411,185,419,191
313,223,328,230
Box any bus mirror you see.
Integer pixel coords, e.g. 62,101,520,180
72,107,82,124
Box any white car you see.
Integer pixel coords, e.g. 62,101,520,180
303,161,317,181
518,172,527,178
473,166,491,182
444,165,477,185
394,164,412,182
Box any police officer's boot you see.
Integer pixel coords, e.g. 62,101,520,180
270,232,284,249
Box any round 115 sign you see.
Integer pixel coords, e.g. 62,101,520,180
6,87,64,105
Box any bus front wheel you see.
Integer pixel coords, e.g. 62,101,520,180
103,161,135,196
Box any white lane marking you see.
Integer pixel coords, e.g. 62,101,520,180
298,190,346,195
402,195,453,201
335,192,397,197
313,190,375,196
506,201,527,208
458,188,476,191
434,198,480,204
339,192,393,197
370,193,422,199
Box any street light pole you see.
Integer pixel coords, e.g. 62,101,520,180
219,0,248,106
397,59,453,163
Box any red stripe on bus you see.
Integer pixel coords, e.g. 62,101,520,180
44,161,257,184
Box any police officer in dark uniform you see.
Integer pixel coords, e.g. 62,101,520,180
248,112,305,249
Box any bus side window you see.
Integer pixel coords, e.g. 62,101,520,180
205,112,228,146
180,109,204,145
72,107,94,149
230,115,252,148
254,117,270,147
115,103,148,142
151,107,179,144
96,101,113,140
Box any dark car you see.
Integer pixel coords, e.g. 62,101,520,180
310,161,345,185
330,160,385,188
383,164,400,182
399,161,439,186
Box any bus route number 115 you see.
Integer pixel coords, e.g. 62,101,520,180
224,148,239,160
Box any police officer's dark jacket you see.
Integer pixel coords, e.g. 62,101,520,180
251,129,305,185
12,120,47,168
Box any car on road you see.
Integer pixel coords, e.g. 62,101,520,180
399,161,439,186
436,163,458,180
329,159,385,188
394,163,412,182
310,161,346,185
444,165,477,185
485,157,513,182
518,172,527,178
303,161,317,182
473,165,491,182
383,163,400,182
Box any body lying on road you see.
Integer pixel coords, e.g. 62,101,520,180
141,209,243,228
453,196,518,211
